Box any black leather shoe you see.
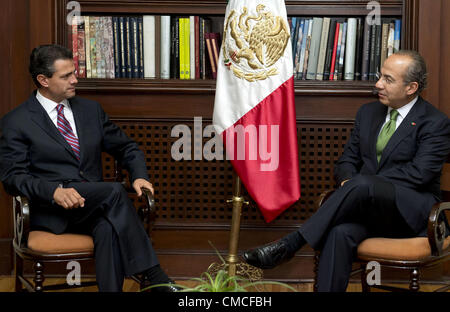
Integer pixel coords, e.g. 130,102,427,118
243,240,294,269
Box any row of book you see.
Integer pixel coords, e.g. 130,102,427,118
70,15,221,79
289,17,402,81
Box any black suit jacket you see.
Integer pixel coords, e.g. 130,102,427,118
334,97,450,235
0,91,149,233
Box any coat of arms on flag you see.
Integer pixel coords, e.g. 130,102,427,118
213,0,301,223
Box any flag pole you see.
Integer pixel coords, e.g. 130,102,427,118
226,173,248,277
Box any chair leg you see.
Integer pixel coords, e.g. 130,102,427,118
15,254,23,292
33,261,45,292
409,269,420,292
360,264,371,292
313,251,320,292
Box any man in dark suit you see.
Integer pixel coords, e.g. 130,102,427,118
243,50,450,291
0,44,177,292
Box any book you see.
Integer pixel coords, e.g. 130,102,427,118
194,16,200,80
380,20,390,67
95,17,105,78
374,23,382,78
297,18,309,79
200,17,212,79
184,17,190,80
71,16,79,77
119,17,128,78
361,18,371,80
211,33,220,77
302,18,313,79
306,17,323,80
160,16,171,79
329,21,340,80
171,16,180,79
354,18,363,80
316,17,330,80
77,17,86,78
131,17,139,78
387,21,395,57
89,17,98,78
84,16,91,78
190,16,196,79
104,16,115,79
294,18,305,78
368,24,377,81
138,16,144,78
337,21,347,80
344,18,357,80
323,18,337,80
205,32,217,79
143,15,156,78
125,17,132,78
112,17,121,78
179,18,186,79
394,19,401,52
290,17,298,65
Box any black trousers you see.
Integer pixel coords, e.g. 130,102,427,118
298,175,415,292
65,182,159,292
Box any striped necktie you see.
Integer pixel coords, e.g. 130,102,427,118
56,104,80,160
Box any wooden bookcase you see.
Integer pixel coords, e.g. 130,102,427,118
51,0,421,282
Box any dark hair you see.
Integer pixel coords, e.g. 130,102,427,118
394,50,428,95
29,44,73,88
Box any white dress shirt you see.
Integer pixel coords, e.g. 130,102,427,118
379,97,418,134
36,90,79,138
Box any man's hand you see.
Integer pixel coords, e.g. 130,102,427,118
53,187,85,209
132,178,154,196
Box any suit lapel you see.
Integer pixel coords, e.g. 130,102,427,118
369,103,388,168
27,93,79,161
377,97,426,169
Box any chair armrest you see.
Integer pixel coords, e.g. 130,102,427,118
138,187,156,234
427,202,450,256
13,196,31,249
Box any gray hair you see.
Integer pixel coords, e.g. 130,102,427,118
394,50,427,95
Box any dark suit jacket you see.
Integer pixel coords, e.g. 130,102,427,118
334,97,450,235
0,91,149,233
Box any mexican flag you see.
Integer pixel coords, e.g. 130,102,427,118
213,0,300,223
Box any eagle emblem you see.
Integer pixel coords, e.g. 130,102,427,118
222,4,290,82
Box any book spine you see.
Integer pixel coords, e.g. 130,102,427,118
344,18,357,80
323,18,337,80
361,19,371,81
89,17,97,78
205,33,216,79
84,16,91,78
77,18,86,78
387,21,395,57
95,17,105,78
173,17,180,79
195,16,200,80
119,17,127,78
154,15,161,79
316,17,330,80
374,23,382,79
369,24,377,81
211,33,220,79
380,21,389,67
190,16,195,79
184,18,190,80
298,19,309,79
302,19,312,79
333,22,343,81
131,17,139,79
143,15,156,78
354,18,363,80
291,17,297,65
329,22,340,80
105,16,115,79
306,17,323,80
199,17,205,79
125,17,132,78
160,16,171,79
179,17,185,79
71,16,79,77
112,17,121,78
294,19,304,78
138,16,144,79
394,19,401,52
338,21,347,80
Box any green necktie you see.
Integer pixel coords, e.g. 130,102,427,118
376,109,399,163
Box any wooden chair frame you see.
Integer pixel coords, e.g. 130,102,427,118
313,189,450,292
12,161,156,292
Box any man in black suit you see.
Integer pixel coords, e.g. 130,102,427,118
0,44,177,292
243,50,450,291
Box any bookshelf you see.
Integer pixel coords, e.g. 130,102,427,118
51,0,422,280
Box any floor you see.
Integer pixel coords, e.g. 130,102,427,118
0,276,447,292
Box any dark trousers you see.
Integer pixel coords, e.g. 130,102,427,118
298,175,415,292
65,182,159,292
